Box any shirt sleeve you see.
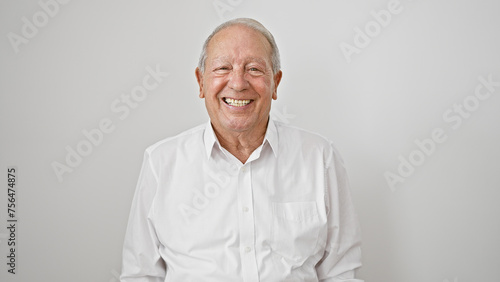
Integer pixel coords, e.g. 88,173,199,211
120,150,166,282
315,144,364,282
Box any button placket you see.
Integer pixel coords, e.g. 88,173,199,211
237,163,259,281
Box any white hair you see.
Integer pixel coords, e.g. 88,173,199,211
198,18,281,74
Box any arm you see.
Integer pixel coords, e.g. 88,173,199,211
120,151,166,282
316,144,364,282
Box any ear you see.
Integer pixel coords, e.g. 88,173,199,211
195,67,204,98
272,70,282,100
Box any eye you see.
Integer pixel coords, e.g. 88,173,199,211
214,66,231,74
248,67,264,75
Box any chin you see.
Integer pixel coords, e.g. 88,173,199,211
223,118,255,132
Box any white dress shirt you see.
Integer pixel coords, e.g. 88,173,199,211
120,118,363,282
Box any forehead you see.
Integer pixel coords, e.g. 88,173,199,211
206,25,272,63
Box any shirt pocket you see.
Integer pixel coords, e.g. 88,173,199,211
271,201,322,264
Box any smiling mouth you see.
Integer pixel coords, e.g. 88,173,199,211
223,98,252,107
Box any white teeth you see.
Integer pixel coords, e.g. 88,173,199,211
224,98,251,107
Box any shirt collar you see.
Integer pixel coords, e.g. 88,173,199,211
203,118,279,159
264,118,279,158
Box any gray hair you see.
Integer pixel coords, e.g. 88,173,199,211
198,18,281,74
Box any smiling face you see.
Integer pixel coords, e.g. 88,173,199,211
196,24,282,136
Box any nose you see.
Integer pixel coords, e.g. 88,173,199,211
228,69,249,92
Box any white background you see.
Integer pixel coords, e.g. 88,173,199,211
1,0,499,281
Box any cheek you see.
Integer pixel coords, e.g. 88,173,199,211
255,81,273,98
207,77,227,95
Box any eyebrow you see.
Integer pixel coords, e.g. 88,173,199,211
211,56,268,66
245,57,267,66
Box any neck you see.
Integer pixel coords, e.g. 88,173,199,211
212,118,269,164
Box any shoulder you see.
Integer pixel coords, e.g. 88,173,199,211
145,123,206,156
273,120,344,166
274,120,333,148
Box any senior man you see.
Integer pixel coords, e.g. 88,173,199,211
121,18,363,281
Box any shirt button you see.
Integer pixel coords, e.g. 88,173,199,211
242,207,249,212
241,167,246,172
244,247,251,253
